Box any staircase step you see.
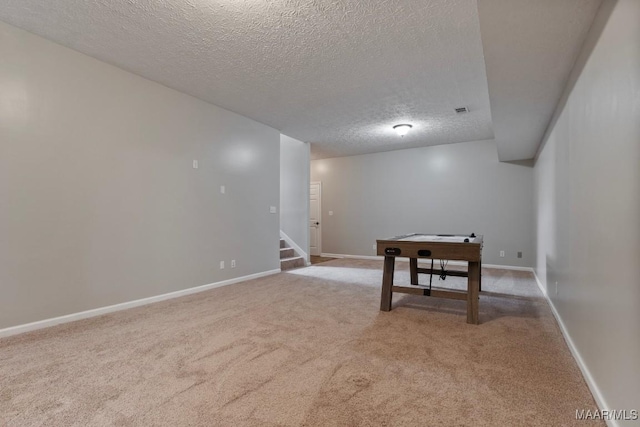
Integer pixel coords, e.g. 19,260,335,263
279,239,286,249
281,256,306,271
280,247,294,259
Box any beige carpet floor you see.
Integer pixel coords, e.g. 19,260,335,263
0,259,602,426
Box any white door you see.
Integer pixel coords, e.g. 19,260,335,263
310,182,322,256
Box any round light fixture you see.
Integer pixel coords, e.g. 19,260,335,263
393,124,412,137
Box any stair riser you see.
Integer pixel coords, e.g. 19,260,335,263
281,257,305,270
280,248,295,259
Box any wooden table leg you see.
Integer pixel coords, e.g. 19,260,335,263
380,256,395,311
409,258,418,285
467,261,480,324
478,260,482,292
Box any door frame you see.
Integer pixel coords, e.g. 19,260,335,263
310,181,322,256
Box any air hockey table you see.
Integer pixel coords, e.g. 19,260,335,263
376,233,483,324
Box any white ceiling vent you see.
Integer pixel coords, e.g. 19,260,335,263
455,107,469,113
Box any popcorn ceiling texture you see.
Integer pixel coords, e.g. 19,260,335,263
0,0,601,160
477,0,602,161
0,0,494,159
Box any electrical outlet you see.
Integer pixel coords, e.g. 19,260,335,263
231,260,236,268
373,244,376,250
499,250,505,257
220,261,225,269
517,251,523,259
270,206,277,214
329,211,334,216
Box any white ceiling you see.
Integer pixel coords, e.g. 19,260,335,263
478,0,602,161
0,0,601,161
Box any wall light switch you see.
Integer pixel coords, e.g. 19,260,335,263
220,261,225,269
499,250,505,257
193,160,198,169
220,185,225,194
231,260,236,268
270,206,277,214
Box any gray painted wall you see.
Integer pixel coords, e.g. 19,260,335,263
311,140,534,267
534,0,640,419
279,134,310,259
0,21,280,329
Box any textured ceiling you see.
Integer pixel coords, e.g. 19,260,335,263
0,0,601,160
478,0,602,161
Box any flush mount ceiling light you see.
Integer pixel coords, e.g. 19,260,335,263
393,124,412,137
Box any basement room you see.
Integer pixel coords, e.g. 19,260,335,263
0,0,638,426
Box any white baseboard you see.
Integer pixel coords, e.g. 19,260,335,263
320,253,533,272
531,269,615,427
280,230,310,265
0,269,281,339
532,269,548,297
